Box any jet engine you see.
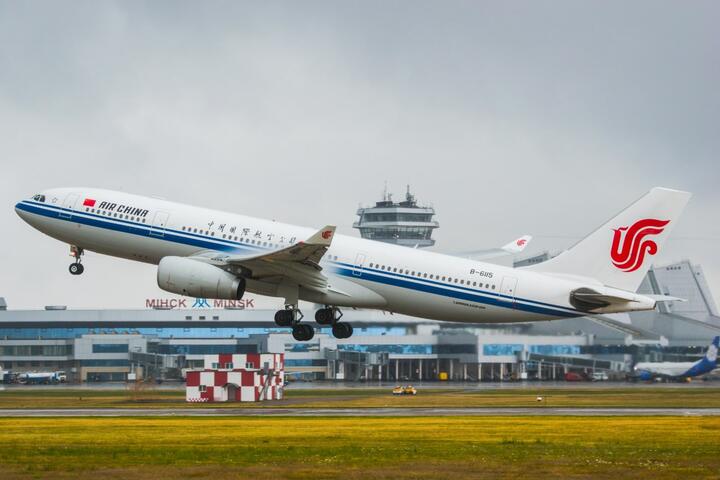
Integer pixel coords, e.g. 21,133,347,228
157,256,245,300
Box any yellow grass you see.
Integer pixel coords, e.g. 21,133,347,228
0,416,718,479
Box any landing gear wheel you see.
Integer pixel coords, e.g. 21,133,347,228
332,322,353,339
68,245,85,276
315,307,343,325
274,309,295,327
292,324,315,341
69,263,84,275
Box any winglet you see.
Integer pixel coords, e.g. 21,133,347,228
501,235,532,254
305,225,336,245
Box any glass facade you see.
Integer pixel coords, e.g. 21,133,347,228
0,327,288,340
92,344,129,353
339,344,434,354
361,213,434,223
81,360,129,366
359,227,433,241
285,359,327,367
483,344,523,356
0,344,73,356
530,345,581,355
156,344,257,355
483,344,582,356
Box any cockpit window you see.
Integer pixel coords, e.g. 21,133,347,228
32,194,46,202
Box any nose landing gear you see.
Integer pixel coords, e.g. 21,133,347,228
68,246,84,276
315,307,353,339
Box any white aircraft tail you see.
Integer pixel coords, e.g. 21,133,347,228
525,187,691,292
501,235,532,254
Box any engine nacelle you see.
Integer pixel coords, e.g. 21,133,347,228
157,256,245,300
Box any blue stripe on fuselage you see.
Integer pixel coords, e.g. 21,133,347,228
331,266,579,318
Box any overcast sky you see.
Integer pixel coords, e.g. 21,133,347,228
1,1,718,310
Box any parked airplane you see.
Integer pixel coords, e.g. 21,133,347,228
15,187,690,341
633,336,719,381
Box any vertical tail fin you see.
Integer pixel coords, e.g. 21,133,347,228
524,187,691,292
706,336,719,363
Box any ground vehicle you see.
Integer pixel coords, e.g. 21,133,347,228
392,385,417,395
17,371,65,384
591,372,609,381
564,372,588,382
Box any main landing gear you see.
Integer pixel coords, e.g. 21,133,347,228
315,307,354,339
274,306,354,341
68,246,84,276
274,306,314,341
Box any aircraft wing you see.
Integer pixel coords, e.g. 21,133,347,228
453,235,532,261
192,225,336,292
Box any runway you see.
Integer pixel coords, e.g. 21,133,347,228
1,407,720,417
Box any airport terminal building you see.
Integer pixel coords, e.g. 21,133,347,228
1,258,717,383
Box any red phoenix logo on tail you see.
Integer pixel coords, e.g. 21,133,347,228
610,218,669,272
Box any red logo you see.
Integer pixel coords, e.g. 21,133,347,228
516,239,527,247
321,230,333,240
610,219,669,272
83,198,96,207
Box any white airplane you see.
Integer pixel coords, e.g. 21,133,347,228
633,336,719,381
15,187,690,341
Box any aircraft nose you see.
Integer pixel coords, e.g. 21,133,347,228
15,201,29,221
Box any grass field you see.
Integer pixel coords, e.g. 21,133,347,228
1,386,720,409
0,416,718,479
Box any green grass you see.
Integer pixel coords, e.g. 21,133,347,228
1,386,720,409
0,416,718,479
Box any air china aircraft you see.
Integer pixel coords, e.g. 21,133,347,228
15,187,690,341
633,337,718,381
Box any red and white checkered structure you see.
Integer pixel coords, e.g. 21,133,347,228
186,353,284,402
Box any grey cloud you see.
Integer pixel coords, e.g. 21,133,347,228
0,1,718,308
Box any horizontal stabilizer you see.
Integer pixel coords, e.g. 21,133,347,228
644,294,687,303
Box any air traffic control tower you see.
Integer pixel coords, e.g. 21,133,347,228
353,186,439,248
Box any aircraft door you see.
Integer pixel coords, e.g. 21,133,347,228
500,276,518,306
150,211,170,238
353,253,367,277
59,193,79,219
